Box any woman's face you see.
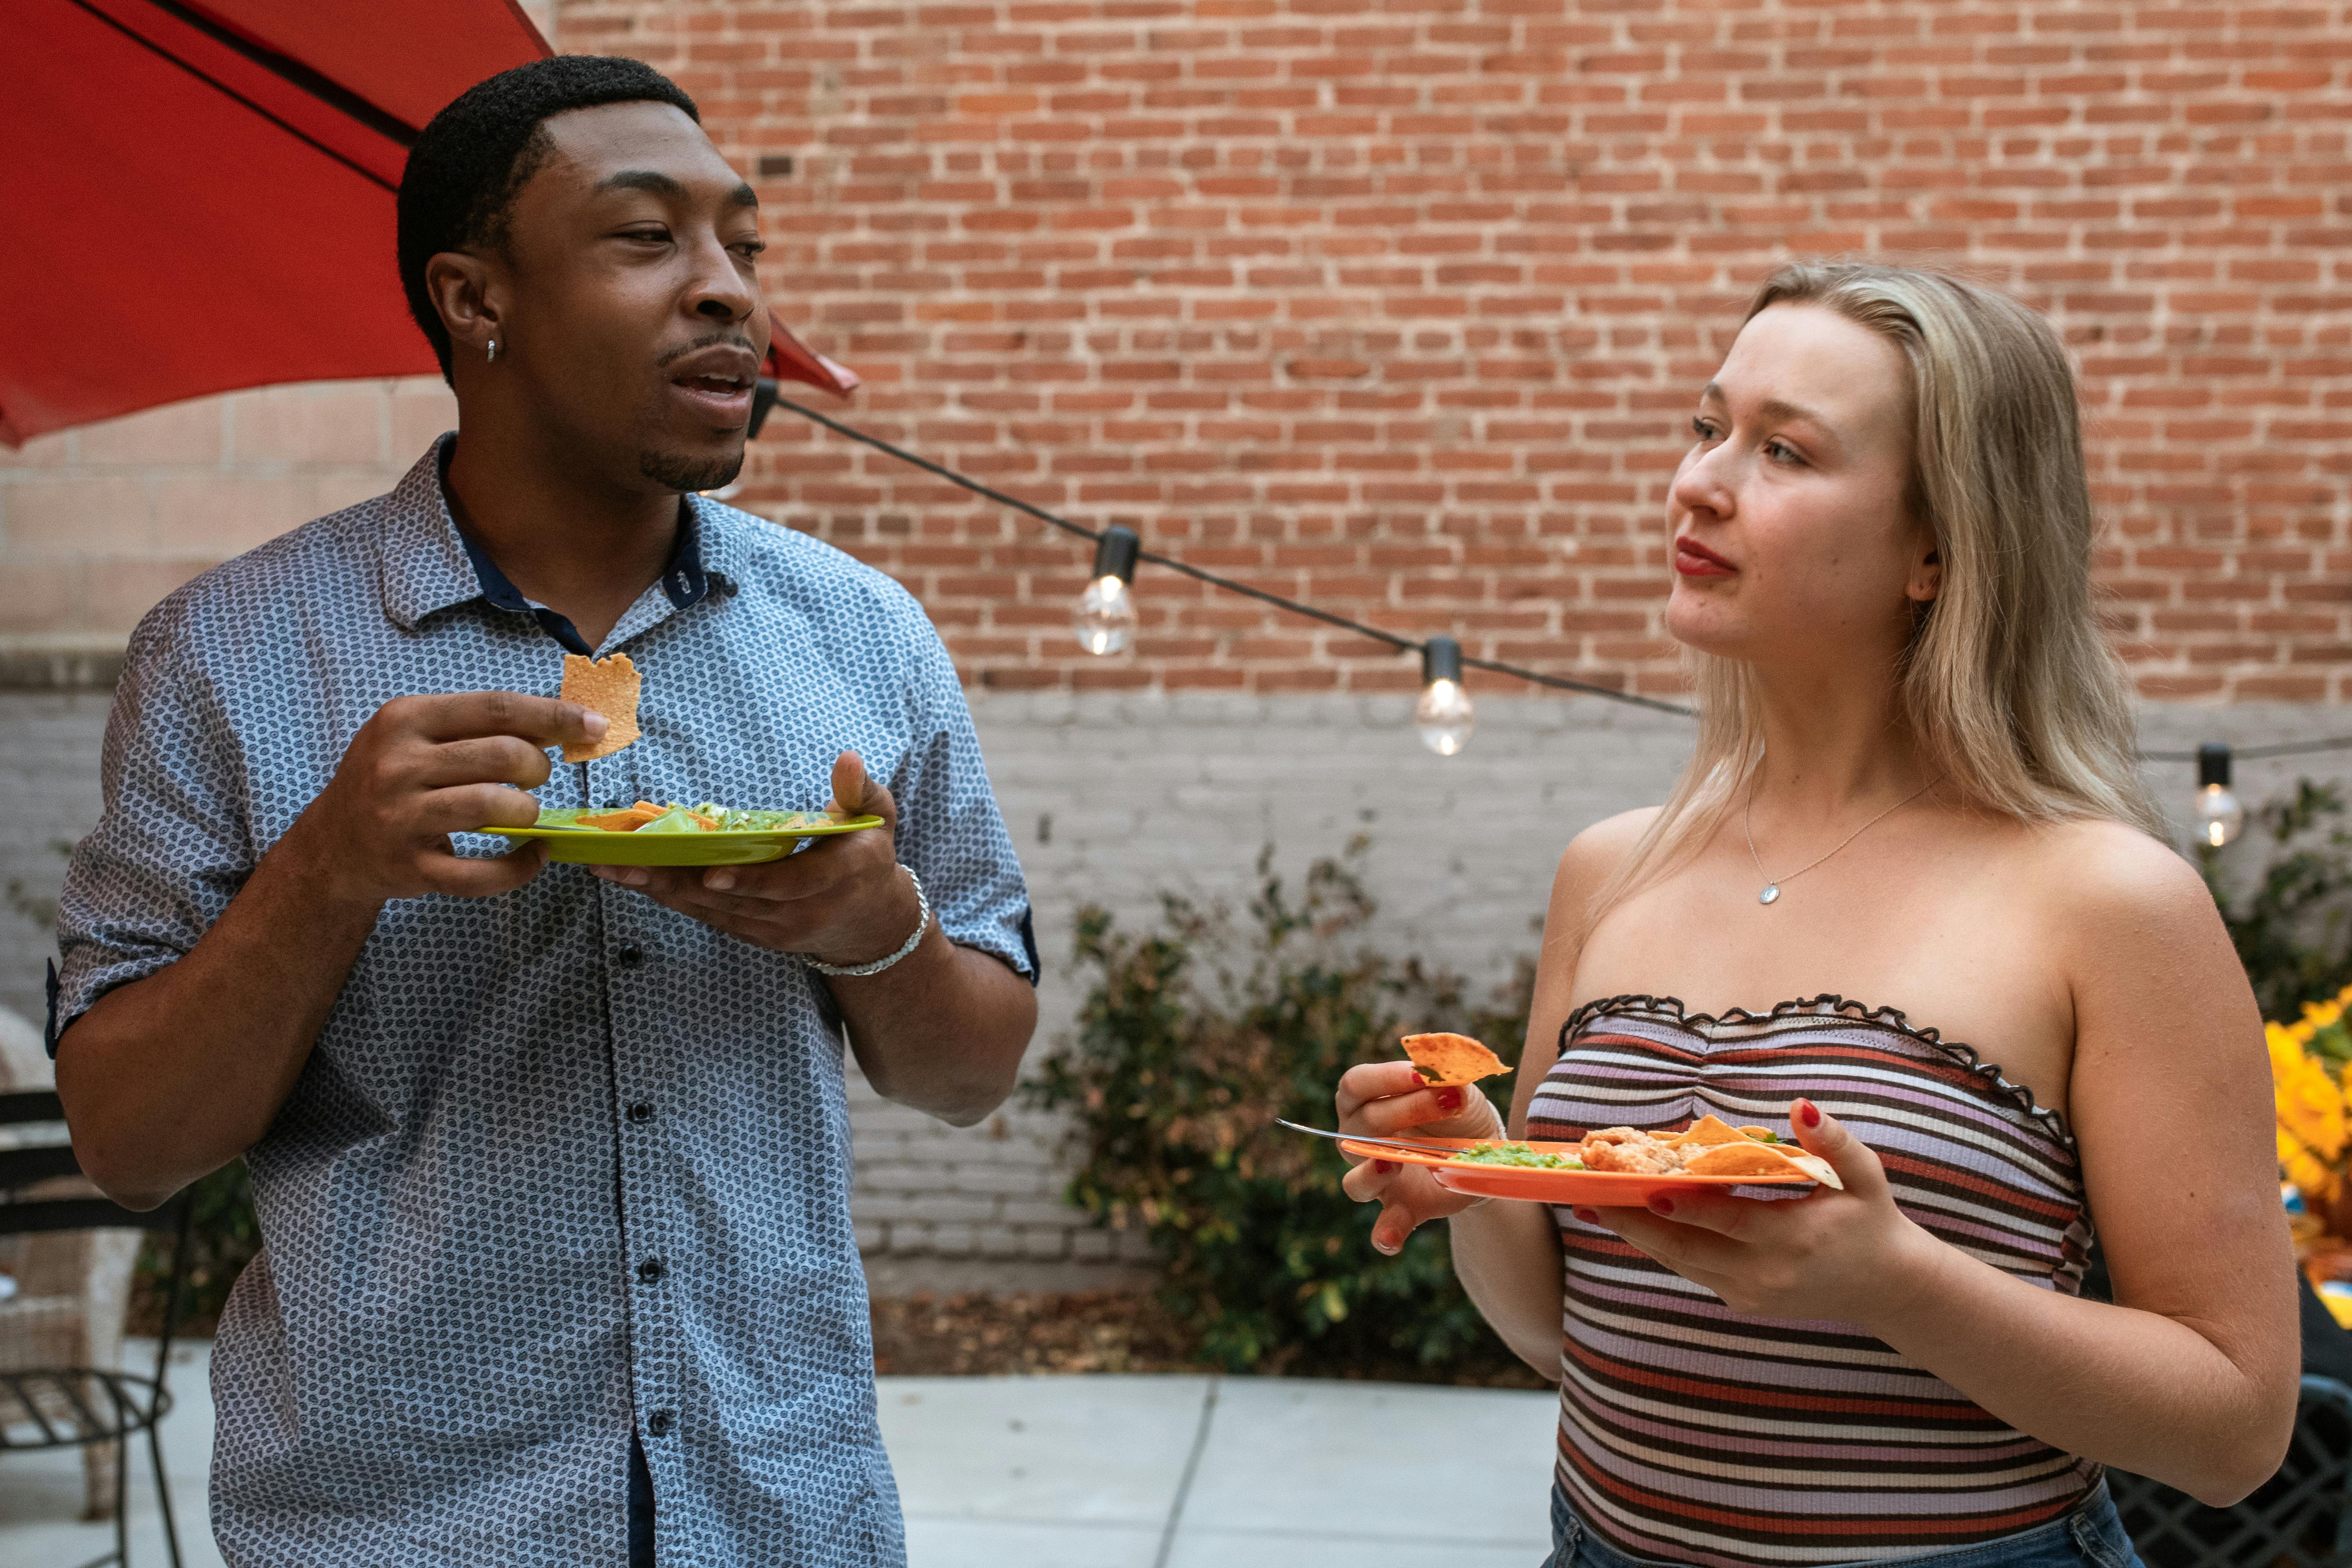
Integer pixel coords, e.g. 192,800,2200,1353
1663,302,1939,668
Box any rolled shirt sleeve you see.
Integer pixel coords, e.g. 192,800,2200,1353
884,593,1038,985
52,610,256,1045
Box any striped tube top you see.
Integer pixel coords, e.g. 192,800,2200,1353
1526,994,2100,1567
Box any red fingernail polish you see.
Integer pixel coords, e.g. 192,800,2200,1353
1572,1207,1600,1224
1649,1196,1675,1215
1799,1100,1822,1129
1372,1160,1398,1174
1435,1088,1465,1112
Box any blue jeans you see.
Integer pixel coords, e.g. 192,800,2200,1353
1544,1481,2146,1568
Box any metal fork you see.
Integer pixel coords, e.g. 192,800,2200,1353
1274,1118,1479,1160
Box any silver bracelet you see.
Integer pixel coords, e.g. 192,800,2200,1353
805,866,931,979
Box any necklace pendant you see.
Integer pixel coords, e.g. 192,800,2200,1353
1758,885,1781,906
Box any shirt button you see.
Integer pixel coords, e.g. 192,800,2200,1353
648,1410,676,1438
627,1101,654,1124
637,1258,666,1284
615,945,645,969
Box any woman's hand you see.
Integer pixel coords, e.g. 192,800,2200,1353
1579,1099,1944,1326
1336,1061,1505,1256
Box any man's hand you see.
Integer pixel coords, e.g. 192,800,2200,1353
294,691,606,907
591,749,1034,1126
60,688,604,1208
588,751,922,964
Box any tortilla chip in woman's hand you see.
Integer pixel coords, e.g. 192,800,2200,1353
1400,1032,1507,1086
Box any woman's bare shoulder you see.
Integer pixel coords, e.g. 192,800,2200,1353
2020,816,2205,906
2013,816,2223,958
1565,806,1663,863
1555,807,1663,888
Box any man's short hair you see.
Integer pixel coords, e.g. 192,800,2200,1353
396,56,700,382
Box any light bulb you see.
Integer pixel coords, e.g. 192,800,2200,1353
2193,742,2244,848
2195,783,2244,848
1074,575,1137,655
1073,525,1141,656
1415,636,1475,756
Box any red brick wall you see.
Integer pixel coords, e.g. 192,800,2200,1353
10,4,2345,703
0,382,460,638
552,0,2352,703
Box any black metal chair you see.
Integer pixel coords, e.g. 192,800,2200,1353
2108,1373,2352,1567
0,1090,189,1568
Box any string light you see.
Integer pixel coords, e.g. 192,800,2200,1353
2194,742,2246,849
1415,636,1476,756
755,391,2352,770
1073,525,1141,656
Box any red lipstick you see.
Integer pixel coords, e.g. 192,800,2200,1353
1674,536,1736,578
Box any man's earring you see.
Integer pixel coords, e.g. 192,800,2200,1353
486,338,498,363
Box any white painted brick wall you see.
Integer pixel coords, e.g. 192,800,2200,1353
6,687,2348,1280
0,690,114,1023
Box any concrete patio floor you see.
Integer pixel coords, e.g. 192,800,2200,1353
0,1343,1558,1566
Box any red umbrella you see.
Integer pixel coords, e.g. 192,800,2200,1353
1,0,852,447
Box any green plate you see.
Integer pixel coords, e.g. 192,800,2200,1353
485,814,886,866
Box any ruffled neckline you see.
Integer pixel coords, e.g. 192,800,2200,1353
1561,991,2076,1151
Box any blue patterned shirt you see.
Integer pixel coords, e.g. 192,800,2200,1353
51,439,1036,1566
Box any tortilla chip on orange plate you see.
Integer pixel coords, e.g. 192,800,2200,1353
1679,1138,1842,1188
1665,1114,1749,1148
560,653,641,763
1400,1032,1507,1087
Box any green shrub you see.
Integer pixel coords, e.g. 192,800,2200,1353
1024,840,1534,1376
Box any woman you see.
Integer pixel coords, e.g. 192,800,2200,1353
1339,261,2297,1568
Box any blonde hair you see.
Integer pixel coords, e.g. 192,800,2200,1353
1596,261,2166,914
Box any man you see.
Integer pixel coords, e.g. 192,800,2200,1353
48,56,1039,1566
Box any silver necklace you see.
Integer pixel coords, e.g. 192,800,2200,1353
1743,773,1940,906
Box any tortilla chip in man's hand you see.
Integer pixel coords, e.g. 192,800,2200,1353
560,653,640,763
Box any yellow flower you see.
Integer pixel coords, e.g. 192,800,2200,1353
2285,1131,2340,1201
2270,1002,2352,1196
2273,1021,2310,1078
2279,1054,2348,1163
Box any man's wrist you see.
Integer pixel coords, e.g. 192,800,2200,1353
265,812,386,922
807,865,932,978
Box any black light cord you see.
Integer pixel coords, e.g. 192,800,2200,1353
767,393,1698,718
2140,734,2352,764
766,393,2352,756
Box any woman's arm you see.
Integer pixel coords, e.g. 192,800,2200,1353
1942,823,2297,1499
1590,822,2299,1505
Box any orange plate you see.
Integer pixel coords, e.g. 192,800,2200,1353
1336,1136,1820,1208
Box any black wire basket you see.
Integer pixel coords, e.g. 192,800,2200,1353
2108,1376,2352,1568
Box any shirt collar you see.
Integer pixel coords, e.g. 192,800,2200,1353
378,434,723,647
377,436,483,634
